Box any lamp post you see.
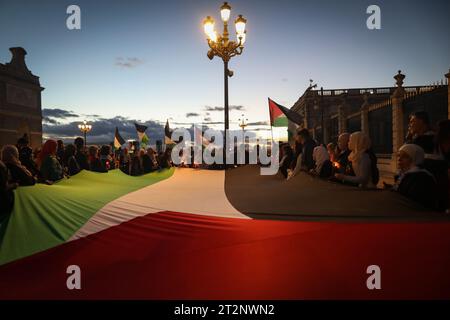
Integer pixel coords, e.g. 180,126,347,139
203,2,247,165
78,120,92,147
320,87,324,143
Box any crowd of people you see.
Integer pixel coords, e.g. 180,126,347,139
278,112,450,212
0,135,173,215
1,111,449,216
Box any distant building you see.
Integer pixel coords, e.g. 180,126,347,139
0,47,44,149
290,70,449,173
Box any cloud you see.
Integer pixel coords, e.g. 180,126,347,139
186,112,200,118
204,105,245,112
42,108,79,119
43,117,60,125
282,78,288,82
43,112,165,144
115,57,144,68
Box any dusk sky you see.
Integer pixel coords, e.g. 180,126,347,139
0,0,449,142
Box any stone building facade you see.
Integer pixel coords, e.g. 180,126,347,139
0,47,44,149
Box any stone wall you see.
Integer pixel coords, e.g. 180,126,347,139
0,47,44,150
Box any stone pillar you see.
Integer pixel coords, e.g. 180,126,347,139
361,93,370,135
391,70,406,156
303,104,309,129
446,68,450,119
338,97,347,134
323,119,330,144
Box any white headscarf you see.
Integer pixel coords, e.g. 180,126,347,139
399,144,425,168
348,131,371,164
394,144,434,190
313,145,330,174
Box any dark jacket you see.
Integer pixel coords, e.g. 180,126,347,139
19,146,40,177
301,138,317,171
407,132,435,154
141,154,155,173
336,149,351,174
67,155,81,176
40,155,64,182
75,150,89,171
0,161,15,215
89,158,108,173
397,170,438,210
6,163,35,186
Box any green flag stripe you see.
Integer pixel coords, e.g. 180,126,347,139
0,168,174,266
272,115,289,127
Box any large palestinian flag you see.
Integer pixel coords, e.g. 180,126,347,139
1,166,450,299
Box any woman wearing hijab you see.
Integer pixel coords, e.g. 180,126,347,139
334,131,376,188
393,144,438,210
39,139,64,182
312,145,333,178
1,145,36,186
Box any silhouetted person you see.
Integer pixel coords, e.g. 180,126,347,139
56,140,65,165
142,148,158,173
88,146,107,173
335,132,351,174
393,144,438,210
335,132,376,188
130,153,142,176
1,145,35,186
279,144,294,178
39,139,64,182
64,144,81,176
119,148,131,174
406,111,435,154
100,145,114,171
312,145,333,178
74,137,89,170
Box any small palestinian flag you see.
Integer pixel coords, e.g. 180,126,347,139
165,119,174,145
268,98,303,127
135,123,149,145
114,127,126,149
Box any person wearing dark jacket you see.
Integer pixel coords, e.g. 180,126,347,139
39,140,64,182
1,145,35,186
99,145,114,171
74,137,90,170
64,144,81,176
56,140,65,165
287,129,317,180
130,153,143,176
335,133,351,174
18,145,40,177
0,160,17,215
393,144,438,210
88,146,107,173
279,144,294,178
405,111,435,154
142,148,158,173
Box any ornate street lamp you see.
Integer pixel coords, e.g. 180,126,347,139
238,114,248,131
78,120,92,147
203,2,247,164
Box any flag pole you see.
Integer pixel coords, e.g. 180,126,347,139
268,98,275,145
